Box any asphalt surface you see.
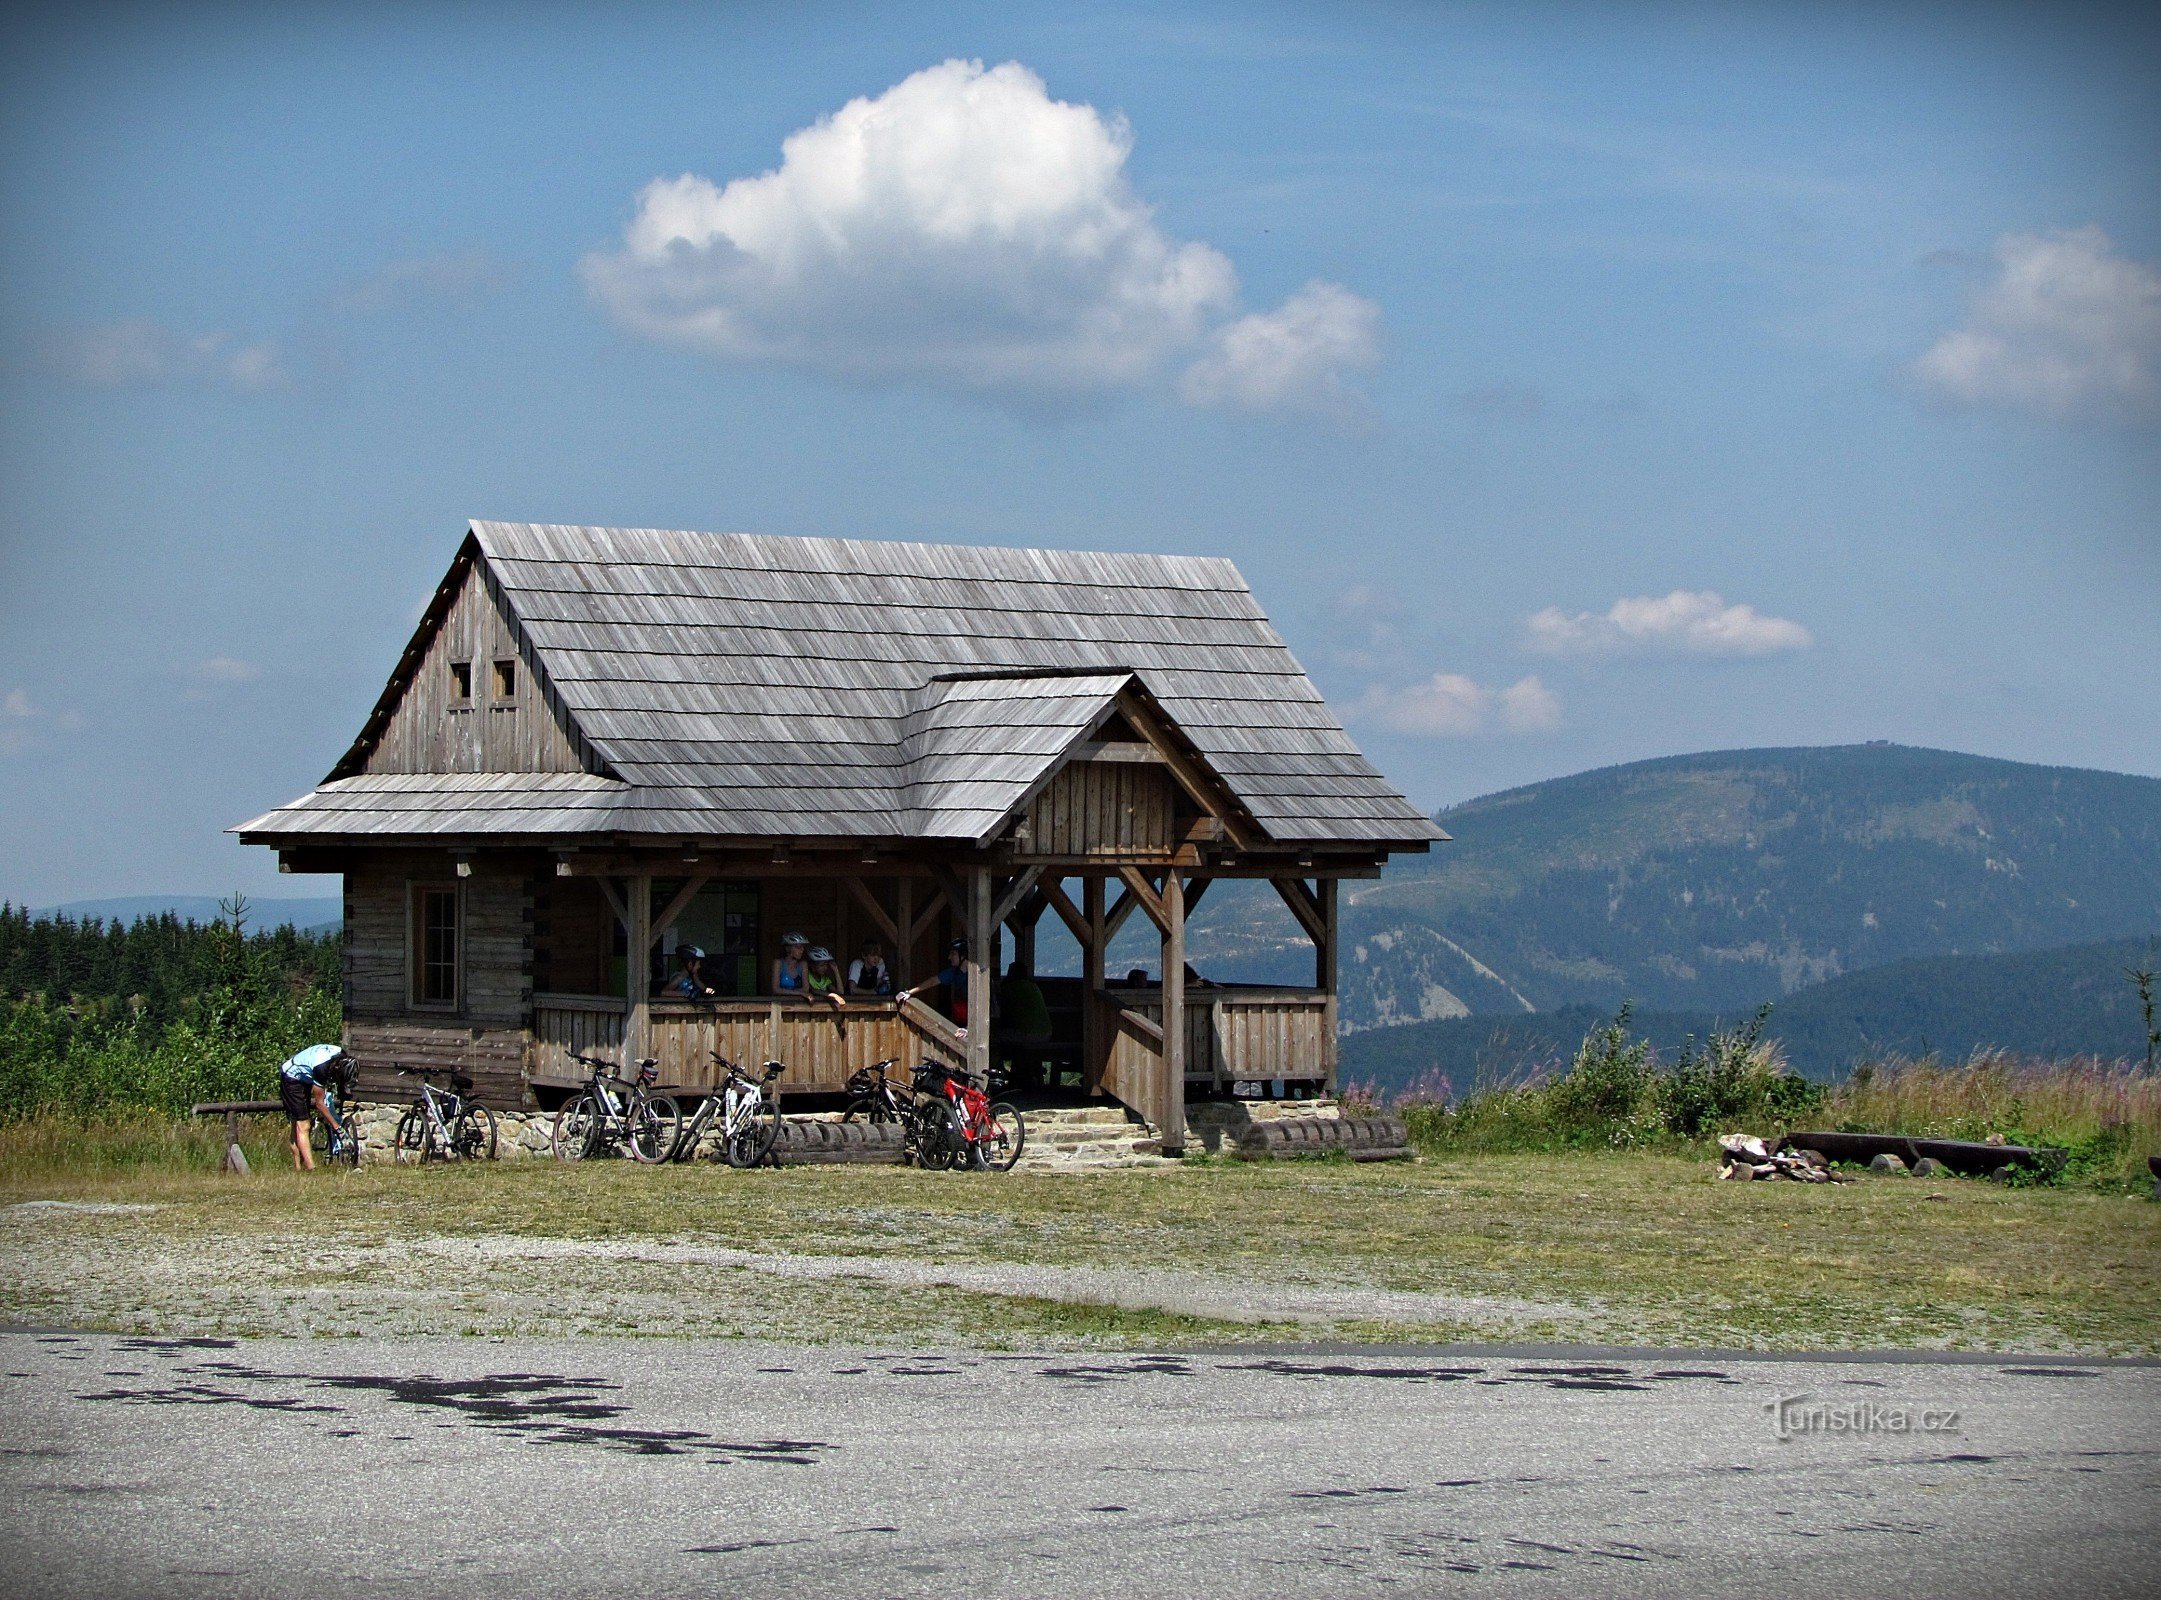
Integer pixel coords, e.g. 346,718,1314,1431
1,1331,2156,1599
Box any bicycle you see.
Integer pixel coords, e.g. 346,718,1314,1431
551,1052,681,1163
391,1066,499,1165
667,1053,784,1168
309,1080,362,1168
910,1060,1024,1172
841,1057,944,1167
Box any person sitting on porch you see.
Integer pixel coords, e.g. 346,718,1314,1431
771,932,811,996
668,945,716,999
847,938,893,997
806,946,847,1008
903,939,971,1028
278,1043,352,1173
998,960,1051,1045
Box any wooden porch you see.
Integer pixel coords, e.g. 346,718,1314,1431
525,977,1333,1113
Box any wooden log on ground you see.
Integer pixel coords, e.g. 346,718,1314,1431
1233,1114,1411,1162
770,1118,910,1166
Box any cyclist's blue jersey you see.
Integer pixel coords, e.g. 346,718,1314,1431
279,1044,343,1082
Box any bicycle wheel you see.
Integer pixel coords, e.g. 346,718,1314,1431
392,1107,433,1166
973,1102,1025,1172
551,1094,600,1161
626,1094,682,1164
313,1116,361,1169
914,1102,965,1171
666,1101,712,1163
840,1096,896,1124
453,1104,499,1161
722,1096,781,1169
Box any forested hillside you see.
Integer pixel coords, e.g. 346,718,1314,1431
1339,934,2161,1093
0,901,341,1119
1189,744,2161,1028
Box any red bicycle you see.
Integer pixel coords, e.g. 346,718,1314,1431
909,1061,1025,1172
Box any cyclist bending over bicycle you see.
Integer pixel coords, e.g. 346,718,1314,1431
278,1043,355,1172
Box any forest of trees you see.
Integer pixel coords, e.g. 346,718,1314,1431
0,899,342,1119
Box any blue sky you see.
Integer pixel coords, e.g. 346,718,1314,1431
2,1,2156,906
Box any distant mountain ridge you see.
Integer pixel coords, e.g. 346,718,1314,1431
1186,744,2161,1029
1338,934,2161,1090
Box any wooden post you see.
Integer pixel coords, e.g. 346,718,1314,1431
1160,870,1186,1153
626,872,651,1064
966,865,993,1085
223,1108,248,1175
1082,874,1105,1097
895,878,913,987
1317,876,1339,1094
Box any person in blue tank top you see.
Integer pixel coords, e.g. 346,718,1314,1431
278,1043,353,1172
771,932,811,996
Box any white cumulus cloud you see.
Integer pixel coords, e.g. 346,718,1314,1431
1526,591,1812,657
1178,280,1380,416
581,58,1378,414
1350,672,1561,738
39,321,287,393
1910,226,2161,421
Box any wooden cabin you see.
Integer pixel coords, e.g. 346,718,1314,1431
234,522,1443,1151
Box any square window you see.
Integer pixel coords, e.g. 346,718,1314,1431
493,658,516,698
449,661,472,701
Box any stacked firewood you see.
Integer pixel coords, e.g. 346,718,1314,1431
1716,1133,1845,1183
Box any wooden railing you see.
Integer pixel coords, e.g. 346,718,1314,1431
529,992,965,1097
1095,985,1332,1089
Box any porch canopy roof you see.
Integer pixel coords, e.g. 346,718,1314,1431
234,521,1442,852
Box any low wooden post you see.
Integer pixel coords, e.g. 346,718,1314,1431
1160,870,1186,1154
223,1108,249,1175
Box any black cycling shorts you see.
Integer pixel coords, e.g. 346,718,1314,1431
279,1075,316,1121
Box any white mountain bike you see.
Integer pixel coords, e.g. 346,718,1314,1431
667,1053,785,1168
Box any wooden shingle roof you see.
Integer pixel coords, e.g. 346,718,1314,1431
236,521,1441,850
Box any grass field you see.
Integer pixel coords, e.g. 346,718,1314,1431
4,1133,2156,1354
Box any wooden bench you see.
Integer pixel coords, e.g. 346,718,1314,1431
190,1099,283,1175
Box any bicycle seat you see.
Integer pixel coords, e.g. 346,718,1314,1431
762,1061,786,1079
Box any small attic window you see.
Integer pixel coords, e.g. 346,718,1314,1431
449,661,472,701
493,658,517,698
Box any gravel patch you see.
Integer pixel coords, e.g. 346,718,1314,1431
411,1233,1581,1327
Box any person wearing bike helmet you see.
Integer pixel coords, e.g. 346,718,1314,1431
903,938,971,1027
771,932,811,997
669,944,717,999
278,1043,353,1172
805,946,847,1008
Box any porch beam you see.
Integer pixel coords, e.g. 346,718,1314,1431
625,872,652,1065
1082,875,1106,1097
1317,876,1340,1091
647,874,712,952
991,865,1045,930
1159,867,1186,1153
1040,878,1089,945
1271,875,1329,947
1115,865,1170,936
966,866,993,1083
595,875,629,933
1104,884,1142,943
842,876,902,948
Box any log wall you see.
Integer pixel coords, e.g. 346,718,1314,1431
343,851,534,1107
